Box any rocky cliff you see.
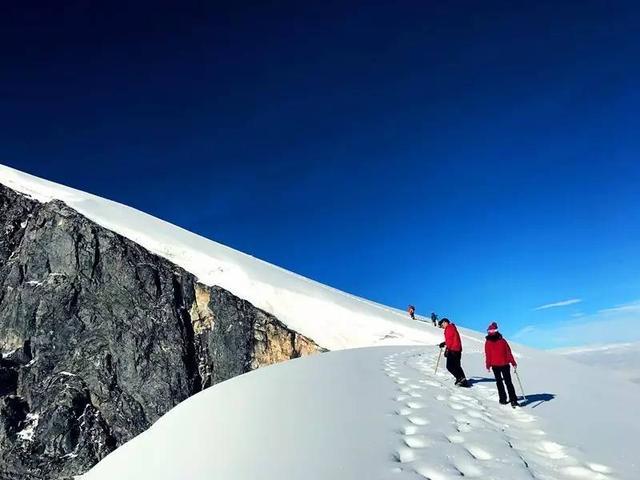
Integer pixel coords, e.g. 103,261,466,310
0,184,322,479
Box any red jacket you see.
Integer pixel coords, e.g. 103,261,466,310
444,323,462,352
484,334,516,369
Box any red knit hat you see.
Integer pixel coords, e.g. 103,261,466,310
487,322,498,334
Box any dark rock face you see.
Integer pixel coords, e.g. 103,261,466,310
0,185,322,479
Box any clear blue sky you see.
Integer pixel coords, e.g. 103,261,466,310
2,1,639,348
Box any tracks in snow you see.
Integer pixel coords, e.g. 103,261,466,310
382,350,617,480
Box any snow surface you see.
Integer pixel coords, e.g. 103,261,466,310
79,346,639,480
3,164,640,479
0,163,443,351
556,342,640,385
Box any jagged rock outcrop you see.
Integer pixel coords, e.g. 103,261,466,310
0,184,323,479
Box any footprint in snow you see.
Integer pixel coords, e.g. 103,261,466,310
465,444,493,460
403,435,432,449
535,440,568,459
588,463,613,474
406,416,430,426
446,433,465,444
412,462,468,480
453,458,485,478
403,424,419,435
393,447,417,463
562,465,612,479
419,379,442,388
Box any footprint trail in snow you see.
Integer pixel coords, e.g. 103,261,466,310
382,350,617,480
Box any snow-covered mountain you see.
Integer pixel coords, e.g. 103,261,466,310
1,164,639,480
556,342,640,385
0,164,437,351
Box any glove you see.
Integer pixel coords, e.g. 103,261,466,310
438,342,446,349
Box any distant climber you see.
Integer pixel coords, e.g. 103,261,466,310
437,318,468,387
407,305,416,320
430,312,438,326
484,322,519,407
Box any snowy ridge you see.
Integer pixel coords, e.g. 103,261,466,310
79,346,640,480
0,164,441,350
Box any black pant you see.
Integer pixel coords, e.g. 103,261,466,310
445,350,466,382
492,365,517,403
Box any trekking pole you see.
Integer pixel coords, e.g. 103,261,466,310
514,367,527,401
434,347,443,374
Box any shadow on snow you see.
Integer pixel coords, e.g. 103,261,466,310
467,376,494,385
467,377,556,408
520,393,556,408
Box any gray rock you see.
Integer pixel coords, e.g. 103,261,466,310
0,184,323,479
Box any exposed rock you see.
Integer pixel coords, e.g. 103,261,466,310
189,284,214,335
0,184,323,479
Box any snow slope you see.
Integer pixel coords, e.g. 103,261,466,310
556,342,640,385
0,163,440,350
4,164,640,479
79,346,639,480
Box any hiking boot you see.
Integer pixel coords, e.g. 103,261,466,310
456,378,470,388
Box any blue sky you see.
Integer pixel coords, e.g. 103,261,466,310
1,1,639,348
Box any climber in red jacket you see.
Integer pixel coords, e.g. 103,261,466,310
484,322,519,407
438,318,468,387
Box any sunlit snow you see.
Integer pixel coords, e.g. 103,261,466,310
1,164,639,479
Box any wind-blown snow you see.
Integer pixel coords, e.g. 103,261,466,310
79,346,639,480
0,164,440,350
